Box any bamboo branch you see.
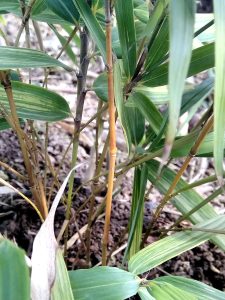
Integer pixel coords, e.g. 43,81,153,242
160,183,225,237
64,27,90,258
0,72,48,218
102,0,117,266
0,160,26,180
142,114,214,246
15,0,37,46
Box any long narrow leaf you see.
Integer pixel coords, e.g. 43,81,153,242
69,267,140,300
114,61,132,152
127,165,148,259
128,215,225,275
0,0,20,13
144,16,169,72
154,276,225,300
114,62,145,151
147,160,225,251
141,43,214,87
115,0,137,78
213,0,225,181
129,91,163,135
72,0,106,61
124,105,145,147
0,47,71,71
141,0,169,43
47,0,79,24
138,287,156,300
148,281,196,300
0,118,24,131
51,250,74,300
0,81,71,121
49,24,77,64
0,239,30,300
166,0,196,152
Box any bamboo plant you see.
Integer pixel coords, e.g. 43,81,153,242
0,0,225,299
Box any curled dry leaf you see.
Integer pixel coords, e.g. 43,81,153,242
31,165,81,300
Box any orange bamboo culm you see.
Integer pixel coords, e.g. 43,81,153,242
102,0,117,266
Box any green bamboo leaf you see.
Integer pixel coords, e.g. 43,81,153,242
112,26,122,58
0,239,30,300
124,105,145,147
47,0,79,24
138,287,156,300
135,19,147,44
133,85,169,105
0,81,71,121
0,0,46,17
51,250,74,300
114,62,145,151
114,62,132,152
72,0,106,61
172,132,213,157
213,0,225,181
127,165,148,259
0,118,24,131
144,16,169,72
0,0,20,13
32,0,47,16
141,0,169,43
169,131,225,158
49,24,77,64
115,0,137,78
128,91,163,135
134,4,149,24
146,160,225,251
154,276,225,300
134,0,145,8
134,77,213,108
130,78,212,149
69,267,140,300
32,5,72,25
180,77,213,116
93,72,108,102
128,215,225,275
166,0,196,151
146,129,225,160
144,10,214,73
195,13,214,43
141,42,214,87
148,281,196,300
33,12,71,25
92,0,104,11
0,46,72,71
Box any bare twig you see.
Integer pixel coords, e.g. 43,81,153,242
142,115,214,246
0,72,48,218
64,27,90,258
15,0,37,46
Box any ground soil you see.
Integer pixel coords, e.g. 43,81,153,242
1,1,225,298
